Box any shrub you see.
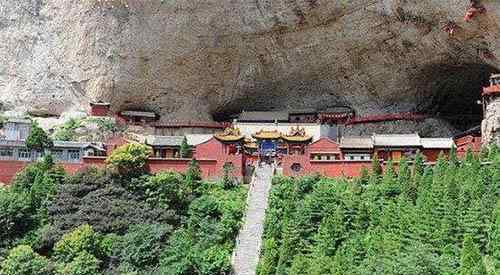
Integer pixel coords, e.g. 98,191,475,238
53,118,81,141
56,251,101,275
1,245,52,275
0,190,34,248
106,143,151,176
115,224,171,270
53,225,101,263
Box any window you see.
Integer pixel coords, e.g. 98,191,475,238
349,156,354,160
360,156,365,160
68,150,81,162
18,149,31,160
0,148,13,158
52,149,65,161
291,163,302,172
326,155,331,160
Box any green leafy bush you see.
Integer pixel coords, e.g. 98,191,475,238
53,224,101,263
53,118,82,141
1,245,52,275
106,143,151,176
56,251,101,275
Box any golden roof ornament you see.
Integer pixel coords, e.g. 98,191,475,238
282,126,312,142
252,129,282,140
214,126,244,142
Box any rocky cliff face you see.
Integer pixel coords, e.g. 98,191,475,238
1,0,499,135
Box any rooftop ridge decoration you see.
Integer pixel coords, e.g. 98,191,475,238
214,126,244,142
281,126,312,142
252,129,282,140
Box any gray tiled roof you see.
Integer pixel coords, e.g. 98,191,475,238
0,139,26,147
145,136,185,147
238,111,289,122
373,133,421,147
185,134,213,146
420,138,455,149
121,111,157,118
53,141,106,151
340,137,374,149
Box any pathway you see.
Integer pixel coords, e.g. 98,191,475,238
232,163,274,275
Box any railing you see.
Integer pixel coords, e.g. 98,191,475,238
153,121,231,129
345,112,428,125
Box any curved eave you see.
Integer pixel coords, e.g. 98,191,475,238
281,136,313,142
214,135,244,142
252,134,281,139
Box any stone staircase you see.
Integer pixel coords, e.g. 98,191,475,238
232,163,274,275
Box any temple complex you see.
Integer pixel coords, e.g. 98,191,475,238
1,73,498,184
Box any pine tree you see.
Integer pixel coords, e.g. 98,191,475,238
459,235,487,275
179,136,191,158
371,152,382,176
487,203,500,272
413,152,425,178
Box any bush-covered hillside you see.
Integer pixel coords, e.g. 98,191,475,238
258,148,500,275
0,145,246,275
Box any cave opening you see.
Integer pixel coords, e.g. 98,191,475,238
413,63,498,131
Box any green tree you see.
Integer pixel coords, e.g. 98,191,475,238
53,224,102,263
179,136,191,158
222,162,236,189
459,235,487,275
106,143,151,176
114,224,170,271
53,118,81,141
56,251,101,275
26,121,53,151
1,245,52,275
371,152,382,176
186,159,202,183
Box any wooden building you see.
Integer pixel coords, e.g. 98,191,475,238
120,110,158,124
339,137,374,161
89,102,111,117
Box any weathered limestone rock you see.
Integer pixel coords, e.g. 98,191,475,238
482,96,500,144
1,0,499,134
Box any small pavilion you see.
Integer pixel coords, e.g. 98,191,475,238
214,126,244,154
281,126,312,155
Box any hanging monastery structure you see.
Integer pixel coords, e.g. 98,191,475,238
1,74,499,184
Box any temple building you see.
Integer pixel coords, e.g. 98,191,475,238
213,127,245,155
145,134,212,158
339,137,373,161
120,110,158,124
372,133,421,161
281,126,313,155
481,74,500,145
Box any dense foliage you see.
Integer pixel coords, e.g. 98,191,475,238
0,146,246,274
258,148,500,275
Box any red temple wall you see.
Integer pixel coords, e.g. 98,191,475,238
90,105,110,117
147,158,218,179
0,160,29,184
